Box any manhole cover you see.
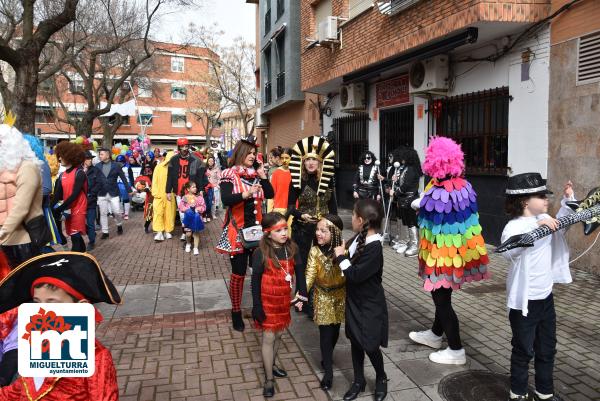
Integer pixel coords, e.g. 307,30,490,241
439,371,530,401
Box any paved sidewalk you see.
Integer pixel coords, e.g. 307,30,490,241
89,210,599,401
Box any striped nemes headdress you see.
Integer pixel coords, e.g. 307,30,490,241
289,136,335,194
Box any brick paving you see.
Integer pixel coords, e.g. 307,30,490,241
88,209,600,401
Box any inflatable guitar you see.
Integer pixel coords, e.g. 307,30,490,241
495,187,600,253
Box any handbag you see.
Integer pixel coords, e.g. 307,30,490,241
23,214,52,249
228,208,263,249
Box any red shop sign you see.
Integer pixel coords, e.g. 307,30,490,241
376,75,410,108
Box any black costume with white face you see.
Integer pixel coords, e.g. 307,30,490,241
354,151,379,199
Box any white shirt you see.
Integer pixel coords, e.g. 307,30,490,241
500,196,574,316
340,233,383,271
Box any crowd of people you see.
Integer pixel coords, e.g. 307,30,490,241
0,117,576,401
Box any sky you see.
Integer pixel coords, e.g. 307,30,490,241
158,0,256,46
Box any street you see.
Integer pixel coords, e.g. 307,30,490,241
91,210,600,401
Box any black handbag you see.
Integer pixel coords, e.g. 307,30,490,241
228,208,262,249
23,215,52,249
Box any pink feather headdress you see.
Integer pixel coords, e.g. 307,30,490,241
422,136,464,179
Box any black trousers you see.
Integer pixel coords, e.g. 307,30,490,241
230,249,252,276
319,324,341,375
350,338,386,383
431,287,462,350
509,294,556,396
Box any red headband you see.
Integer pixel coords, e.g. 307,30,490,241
263,222,288,233
31,277,104,323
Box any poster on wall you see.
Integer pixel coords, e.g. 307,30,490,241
376,75,410,108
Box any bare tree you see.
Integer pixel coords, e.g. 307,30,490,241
0,0,79,132
192,24,257,138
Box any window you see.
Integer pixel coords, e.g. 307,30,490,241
333,114,369,169
138,114,153,126
434,87,509,175
39,79,53,92
264,0,271,34
263,46,272,105
275,33,285,99
171,113,187,127
108,115,130,125
69,79,84,94
577,31,600,85
171,56,184,72
276,0,284,19
67,111,86,121
348,0,372,19
35,107,53,124
313,0,332,35
137,78,152,98
171,85,186,100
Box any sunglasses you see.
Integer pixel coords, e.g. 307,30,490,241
364,156,372,160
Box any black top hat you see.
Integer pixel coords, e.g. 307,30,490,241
84,150,94,159
0,252,121,314
505,173,553,196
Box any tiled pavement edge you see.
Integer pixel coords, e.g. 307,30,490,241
89,210,599,400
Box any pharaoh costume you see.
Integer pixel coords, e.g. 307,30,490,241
287,136,337,267
353,151,381,200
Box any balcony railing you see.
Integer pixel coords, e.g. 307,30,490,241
264,81,272,105
264,8,271,34
276,72,285,99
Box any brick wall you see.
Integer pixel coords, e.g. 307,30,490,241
301,0,551,91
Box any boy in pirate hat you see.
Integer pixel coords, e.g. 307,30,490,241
0,252,121,400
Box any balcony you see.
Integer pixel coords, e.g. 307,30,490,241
264,81,272,105
276,72,285,99
264,8,271,34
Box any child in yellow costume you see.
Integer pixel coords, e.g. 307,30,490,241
151,152,176,241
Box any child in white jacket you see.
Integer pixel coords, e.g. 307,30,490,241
501,173,574,401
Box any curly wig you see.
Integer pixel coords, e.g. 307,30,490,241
422,136,464,179
0,124,42,171
359,150,377,164
55,140,86,167
399,147,423,175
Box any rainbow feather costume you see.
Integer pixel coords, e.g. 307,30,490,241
417,137,490,291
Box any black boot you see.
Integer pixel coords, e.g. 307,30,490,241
343,381,366,401
117,225,123,235
231,310,245,332
374,377,389,401
144,221,151,233
320,371,333,390
263,379,275,397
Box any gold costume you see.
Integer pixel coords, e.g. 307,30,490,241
306,246,345,325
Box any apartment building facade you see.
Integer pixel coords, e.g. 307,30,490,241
301,0,553,243
548,0,600,273
35,42,220,149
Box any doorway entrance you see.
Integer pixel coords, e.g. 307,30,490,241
379,105,414,161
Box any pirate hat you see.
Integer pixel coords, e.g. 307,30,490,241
289,136,335,194
0,252,121,314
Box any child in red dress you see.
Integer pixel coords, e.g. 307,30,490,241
251,212,307,398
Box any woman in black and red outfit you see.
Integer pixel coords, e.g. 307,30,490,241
216,136,274,332
52,141,88,252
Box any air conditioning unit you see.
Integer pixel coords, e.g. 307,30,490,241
317,16,338,44
409,55,449,94
340,83,366,111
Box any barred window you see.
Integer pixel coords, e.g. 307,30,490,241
333,114,369,169
434,87,509,175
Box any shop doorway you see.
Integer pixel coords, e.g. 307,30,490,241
379,106,414,162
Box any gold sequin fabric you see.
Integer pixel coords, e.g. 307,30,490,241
297,185,332,219
306,246,345,325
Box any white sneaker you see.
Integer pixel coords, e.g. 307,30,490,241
206,217,211,222
185,244,191,253
164,232,172,239
193,248,199,255
179,233,186,241
154,232,164,242
428,347,466,365
409,329,442,349
396,243,409,254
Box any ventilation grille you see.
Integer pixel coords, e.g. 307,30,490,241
577,31,600,85
377,0,421,16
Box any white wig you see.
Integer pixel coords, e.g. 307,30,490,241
0,124,43,172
